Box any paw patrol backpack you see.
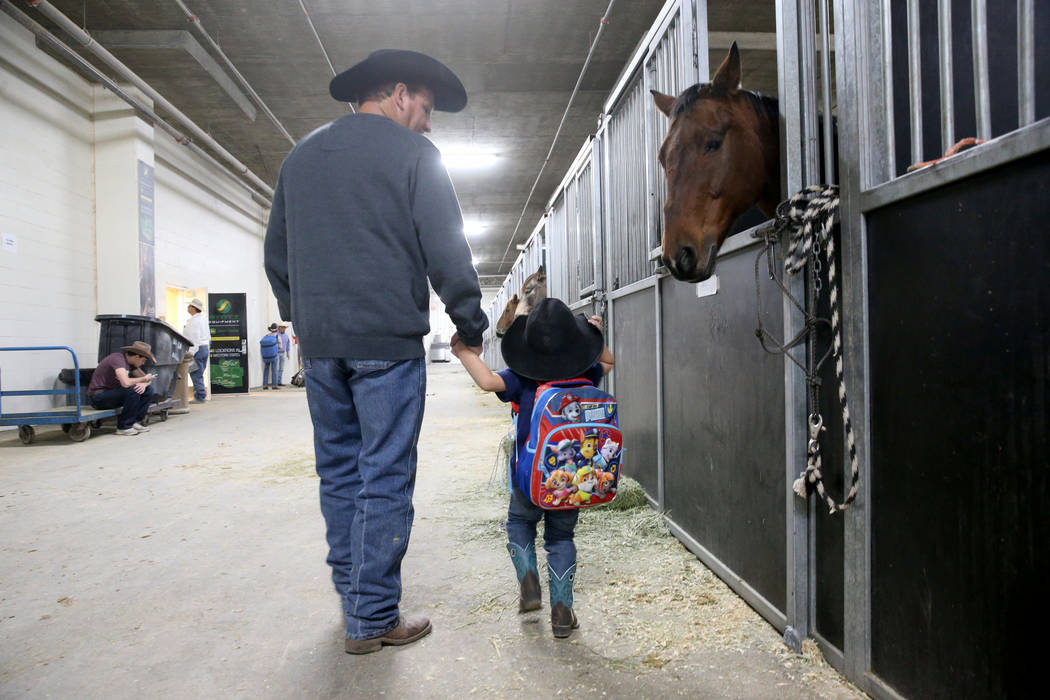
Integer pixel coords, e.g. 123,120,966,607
514,378,623,510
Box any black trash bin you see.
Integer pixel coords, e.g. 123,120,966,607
57,368,95,406
94,314,193,405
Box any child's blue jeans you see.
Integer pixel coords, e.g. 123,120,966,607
506,486,578,577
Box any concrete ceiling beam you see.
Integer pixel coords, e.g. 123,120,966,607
91,29,258,121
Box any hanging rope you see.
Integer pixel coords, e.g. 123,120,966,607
753,185,859,514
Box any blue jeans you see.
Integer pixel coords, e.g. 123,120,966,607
262,358,277,387
189,345,209,401
275,354,286,385
90,385,155,429
506,487,578,578
303,357,426,640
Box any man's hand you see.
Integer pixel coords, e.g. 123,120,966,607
450,333,482,356
587,315,603,332
133,383,147,395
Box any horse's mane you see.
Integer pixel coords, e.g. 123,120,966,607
671,84,779,127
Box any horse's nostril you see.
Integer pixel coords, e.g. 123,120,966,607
675,245,697,273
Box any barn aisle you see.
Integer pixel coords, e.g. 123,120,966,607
0,364,861,698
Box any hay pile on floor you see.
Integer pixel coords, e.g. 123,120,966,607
457,474,860,693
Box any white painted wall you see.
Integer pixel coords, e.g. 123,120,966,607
0,13,98,414
0,11,278,423
153,130,274,388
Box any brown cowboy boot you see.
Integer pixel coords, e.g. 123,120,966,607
344,614,432,655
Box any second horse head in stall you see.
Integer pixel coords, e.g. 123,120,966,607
651,42,780,282
494,265,547,337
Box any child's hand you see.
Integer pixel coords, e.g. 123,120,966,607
450,340,464,358
587,315,603,332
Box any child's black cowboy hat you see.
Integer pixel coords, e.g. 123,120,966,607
329,49,467,112
501,298,604,382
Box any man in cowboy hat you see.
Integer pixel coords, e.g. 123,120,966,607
86,340,157,436
183,297,210,403
264,49,487,654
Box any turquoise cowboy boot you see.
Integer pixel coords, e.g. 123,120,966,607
548,562,579,638
507,542,541,612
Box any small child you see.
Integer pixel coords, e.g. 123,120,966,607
452,297,614,638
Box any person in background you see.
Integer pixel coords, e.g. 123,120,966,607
87,340,157,436
183,298,210,404
275,322,292,386
264,49,487,654
260,323,280,390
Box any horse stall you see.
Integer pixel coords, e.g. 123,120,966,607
483,220,546,371
491,0,1048,697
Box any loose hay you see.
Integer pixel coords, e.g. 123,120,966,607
456,472,862,695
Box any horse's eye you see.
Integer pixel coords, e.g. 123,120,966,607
705,138,723,153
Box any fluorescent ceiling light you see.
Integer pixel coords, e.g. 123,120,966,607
439,147,500,170
471,256,481,266
463,220,486,237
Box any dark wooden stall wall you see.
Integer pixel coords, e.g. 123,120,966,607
812,234,846,652
867,150,1050,700
659,248,787,613
611,288,659,496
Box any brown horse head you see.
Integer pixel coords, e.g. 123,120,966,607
494,294,519,337
493,265,548,337
517,265,547,316
652,42,780,282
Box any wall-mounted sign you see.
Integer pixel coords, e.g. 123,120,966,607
138,160,156,316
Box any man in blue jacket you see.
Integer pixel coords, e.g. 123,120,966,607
264,49,488,654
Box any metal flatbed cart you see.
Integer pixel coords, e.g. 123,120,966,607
0,346,119,444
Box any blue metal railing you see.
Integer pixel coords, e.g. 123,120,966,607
0,346,84,423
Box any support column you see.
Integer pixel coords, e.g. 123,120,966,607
93,85,155,316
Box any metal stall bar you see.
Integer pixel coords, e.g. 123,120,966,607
972,0,992,140
833,0,879,688
775,0,815,650
1018,0,1035,127
818,0,837,184
906,0,924,164
937,0,955,153
881,0,897,178
577,159,597,297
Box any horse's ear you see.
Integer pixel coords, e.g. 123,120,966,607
651,90,675,117
512,294,520,303
536,264,545,275
536,265,546,280
711,41,741,95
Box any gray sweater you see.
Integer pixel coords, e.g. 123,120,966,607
264,113,488,359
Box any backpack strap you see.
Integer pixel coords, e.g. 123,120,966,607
536,377,595,393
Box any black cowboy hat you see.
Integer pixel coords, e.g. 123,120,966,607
329,49,467,112
501,298,604,382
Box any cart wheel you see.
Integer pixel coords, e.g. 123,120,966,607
68,423,91,442
62,423,72,433
18,425,35,445
160,410,169,422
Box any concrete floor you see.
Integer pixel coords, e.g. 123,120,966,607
1,364,865,698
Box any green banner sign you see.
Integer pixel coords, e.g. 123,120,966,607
208,292,248,394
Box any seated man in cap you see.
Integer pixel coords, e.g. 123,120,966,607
183,297,210,403
265,48,487,654
87,341,157,436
